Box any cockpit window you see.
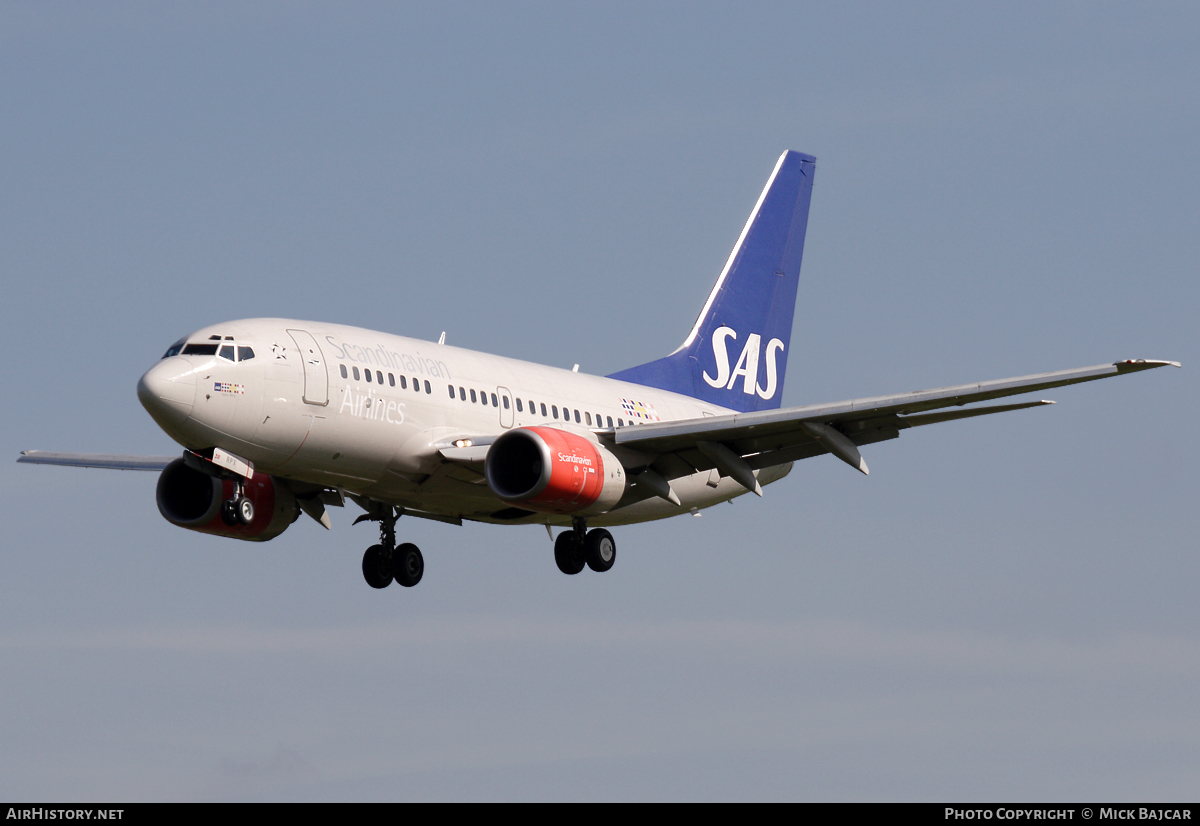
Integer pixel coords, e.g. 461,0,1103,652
218,345,236,362
162,338,186,359
238,346,254,361
182,343,220,356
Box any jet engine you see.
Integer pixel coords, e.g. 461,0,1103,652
484,427,626,515
155,457,299,541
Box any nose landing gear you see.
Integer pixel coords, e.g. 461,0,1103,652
554,518,616,575
357,506,424,590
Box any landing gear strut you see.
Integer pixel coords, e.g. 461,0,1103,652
358,506,423,590
220,478,255,526
554,518,616,575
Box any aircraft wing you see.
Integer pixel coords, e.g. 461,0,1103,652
16,451,176,471
607,359,1179,495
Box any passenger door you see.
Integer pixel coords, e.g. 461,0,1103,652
286,329,328,406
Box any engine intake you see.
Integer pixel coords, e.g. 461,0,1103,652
485,427,626,515
156,457,299,541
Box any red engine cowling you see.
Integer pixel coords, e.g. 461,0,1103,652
484,427,626,515
156,457,299,541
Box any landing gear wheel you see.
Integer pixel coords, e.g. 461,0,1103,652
554,531,586,575
221,499,238,526
585,529,616,573
393,543,424,587
362,544,392,589
235,496,255,525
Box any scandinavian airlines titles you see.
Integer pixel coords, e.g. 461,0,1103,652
339,386,406,426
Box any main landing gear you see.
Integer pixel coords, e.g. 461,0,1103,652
219,479,255,526
554,517,616,575
359,507,424,590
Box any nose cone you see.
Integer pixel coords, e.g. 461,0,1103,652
138,357,196,431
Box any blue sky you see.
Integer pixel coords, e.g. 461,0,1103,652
2,2,1197,800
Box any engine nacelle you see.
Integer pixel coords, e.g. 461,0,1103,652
156,458,299,541
484,427,627,515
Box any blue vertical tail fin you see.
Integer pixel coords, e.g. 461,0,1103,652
607,150,816,412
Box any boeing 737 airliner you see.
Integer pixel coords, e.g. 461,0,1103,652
18,150,1180,590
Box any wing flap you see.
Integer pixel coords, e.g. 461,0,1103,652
897,399,1054,428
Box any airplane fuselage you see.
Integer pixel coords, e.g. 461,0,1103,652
139,318,791,528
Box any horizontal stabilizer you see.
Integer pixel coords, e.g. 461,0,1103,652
17,451,175,471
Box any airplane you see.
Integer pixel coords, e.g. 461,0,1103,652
17,150,1180,591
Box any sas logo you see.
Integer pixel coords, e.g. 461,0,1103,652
214,381,246,395
702,326,784,399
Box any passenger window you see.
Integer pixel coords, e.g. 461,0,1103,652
574,410,580,423
353,367,360,380
400,376,408,389
618,419,624,427
552,406,558,419
340,364,348,379
376,371,383,384
412,377,419,391
516,399,523,412
459,386,466,401
503,396,509,409
540,403,547,417
585,412,592,426
389,374,395,387
491,393,498,407
423,380,431,394
470,389,477,403
365,370,373,383
448,384,455,398
237,346,254,361
607,416,613,428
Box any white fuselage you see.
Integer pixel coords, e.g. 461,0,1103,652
138,318,791,528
